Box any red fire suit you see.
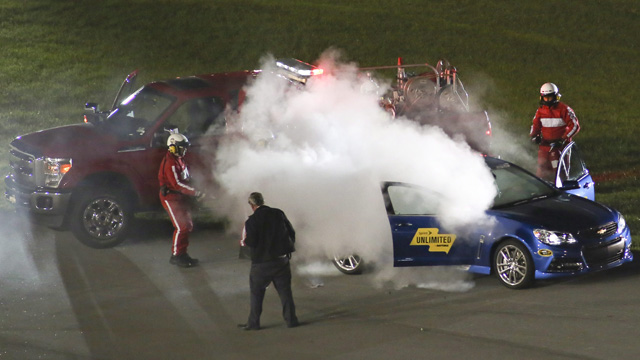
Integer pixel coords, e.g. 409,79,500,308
158,152,198,256
529,101,580,180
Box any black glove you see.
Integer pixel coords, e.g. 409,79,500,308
549,140,565,151
531,134,542,145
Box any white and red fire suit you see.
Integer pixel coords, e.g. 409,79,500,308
158,151,198,256
529,101,580,180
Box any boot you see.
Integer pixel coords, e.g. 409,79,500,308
170,253,199,268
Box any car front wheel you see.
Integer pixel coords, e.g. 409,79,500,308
332,254,363,275
493,240,534,289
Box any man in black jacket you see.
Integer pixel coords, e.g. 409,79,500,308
239,192,299,330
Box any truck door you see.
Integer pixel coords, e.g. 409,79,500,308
382,182,476,267
555,142,595,200
160,96,227,189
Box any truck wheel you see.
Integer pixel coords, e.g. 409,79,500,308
70,188,132,249
332,254,363,275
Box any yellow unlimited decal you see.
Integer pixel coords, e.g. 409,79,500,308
410,228,456,254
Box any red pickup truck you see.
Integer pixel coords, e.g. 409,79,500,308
5,58,491,249
5,68,258,248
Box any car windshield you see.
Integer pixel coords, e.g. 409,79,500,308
491,162,557,208
104,87,175,139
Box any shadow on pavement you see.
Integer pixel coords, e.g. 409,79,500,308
53,230,212,358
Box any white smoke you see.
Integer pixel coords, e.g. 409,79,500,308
462,72,539,172
0,211,47,291
374,265,475,292
211,51,497,291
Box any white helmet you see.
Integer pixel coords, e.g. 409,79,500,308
540,83,559,96
167,132,190,156
539,82,561,106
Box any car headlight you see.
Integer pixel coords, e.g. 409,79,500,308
617,214,627,234
44,157,72,188
533,229,577,246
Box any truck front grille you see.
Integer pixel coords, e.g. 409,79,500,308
9,147,36,188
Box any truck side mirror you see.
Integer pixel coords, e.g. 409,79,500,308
85,102,100,113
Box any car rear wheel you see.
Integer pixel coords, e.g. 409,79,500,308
332,254,363,275
70,188,132,249
493,240,534,289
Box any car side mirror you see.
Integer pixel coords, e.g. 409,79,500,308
558,180,580,191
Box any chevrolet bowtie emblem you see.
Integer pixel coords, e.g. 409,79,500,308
597,228,607,235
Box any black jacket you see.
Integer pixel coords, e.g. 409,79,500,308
244,206,296,263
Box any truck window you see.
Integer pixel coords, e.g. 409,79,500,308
165,97,225,138
106,87,174,139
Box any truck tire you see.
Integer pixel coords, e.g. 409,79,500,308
70,188,133,249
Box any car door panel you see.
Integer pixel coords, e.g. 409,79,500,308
555,142,595,200
383,182,476,267
389,215,476,266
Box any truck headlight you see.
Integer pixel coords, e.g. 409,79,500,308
533,229,577,246
44,158,72,188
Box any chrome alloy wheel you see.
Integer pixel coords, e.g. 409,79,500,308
81,198,125,239
332,254,363,274
495,244,529,287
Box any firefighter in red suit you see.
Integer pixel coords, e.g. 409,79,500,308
158,131,204,268
529,83,580,181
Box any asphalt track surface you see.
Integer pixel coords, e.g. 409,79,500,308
1,212,639,360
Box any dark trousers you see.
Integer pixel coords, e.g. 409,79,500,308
248,257,298,328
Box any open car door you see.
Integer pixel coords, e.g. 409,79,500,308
555,142,595,200
84,70,139,124
382,182,477,267
111,70,139,111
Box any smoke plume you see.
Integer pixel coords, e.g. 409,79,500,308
210,51,497,291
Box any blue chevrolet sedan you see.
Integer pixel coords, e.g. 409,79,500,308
334,143,633,289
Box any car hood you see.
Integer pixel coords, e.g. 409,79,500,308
490,193,616,232
11,123,109,158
